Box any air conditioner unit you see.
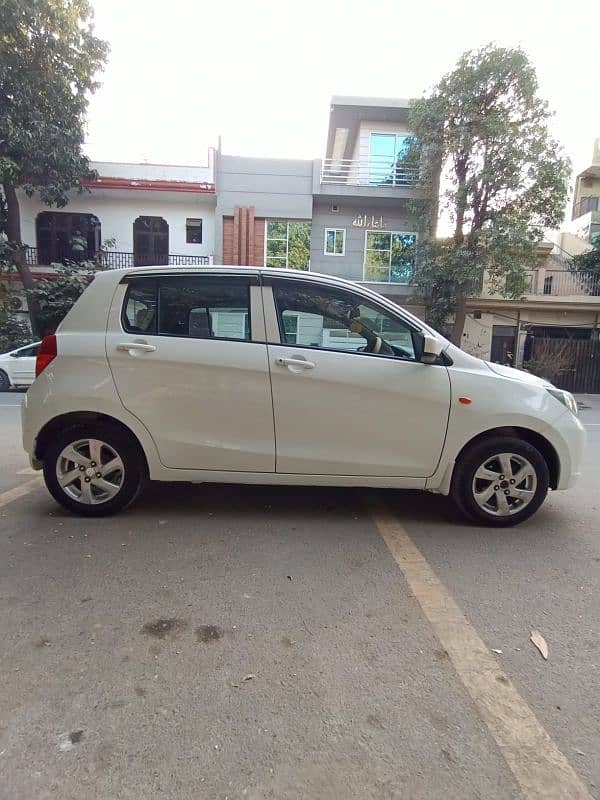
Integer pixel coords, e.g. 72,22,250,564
9,293,28,313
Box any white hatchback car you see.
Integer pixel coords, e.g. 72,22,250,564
22,267,585,525
0,342,40,390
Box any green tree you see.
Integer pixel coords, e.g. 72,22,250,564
27,259,100,335
570,238,600,273
0,0,109,334
0,241,31,350
410,45,570,342
287,222,311,269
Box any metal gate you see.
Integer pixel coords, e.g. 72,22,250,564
525,338,600,393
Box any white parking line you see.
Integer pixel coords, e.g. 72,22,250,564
371,499,593,800
0,477,43,509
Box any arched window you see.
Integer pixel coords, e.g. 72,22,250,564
36,212,101,265
133,216,169,266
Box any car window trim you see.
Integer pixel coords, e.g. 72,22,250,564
269,277,421,362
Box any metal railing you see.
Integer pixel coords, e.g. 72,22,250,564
321,157,419,187
24,247,210,268
536,269,600,297
475,268,600,299
572,196,599,220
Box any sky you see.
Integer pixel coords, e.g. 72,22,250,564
85,0,600,179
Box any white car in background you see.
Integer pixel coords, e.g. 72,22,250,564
0,342,40,391
21,267,586,526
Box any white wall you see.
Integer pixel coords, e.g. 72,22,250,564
91,153,214,184
18,190,216,258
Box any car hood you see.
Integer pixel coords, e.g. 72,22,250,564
484,361,552,388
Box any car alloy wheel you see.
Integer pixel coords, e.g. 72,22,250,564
56,438,125,505
471,452,537,517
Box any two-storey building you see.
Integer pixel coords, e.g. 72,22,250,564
16,153,217,274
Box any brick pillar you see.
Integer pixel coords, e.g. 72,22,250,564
247,207,256,266
223,206,264,267
232,206,241,265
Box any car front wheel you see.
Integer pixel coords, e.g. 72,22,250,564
0,370,11,392
43,423,146,517
451,436,550,527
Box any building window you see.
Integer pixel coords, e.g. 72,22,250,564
324,228,345,256
363,231,416,283
265,220,311,270
369,133,417,185
36,212,101,265
186,218,203,244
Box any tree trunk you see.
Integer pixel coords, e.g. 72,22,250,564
3,182,42,337
451,294,468,346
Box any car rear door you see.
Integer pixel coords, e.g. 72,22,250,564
264,276,451,478
106,272,275,472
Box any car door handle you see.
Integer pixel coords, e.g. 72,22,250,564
276,356,315,369
117,342,157,353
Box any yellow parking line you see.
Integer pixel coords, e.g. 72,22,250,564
0,477,43,509
371,498,592,800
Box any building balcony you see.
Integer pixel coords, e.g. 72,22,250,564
572,196,599,220
25,247,211,269
316,158,431,200
471,269,600,304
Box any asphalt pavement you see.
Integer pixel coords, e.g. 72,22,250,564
0,390,598,800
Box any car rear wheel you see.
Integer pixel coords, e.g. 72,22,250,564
451,436,549,527
43,423,146,517
0,370,11,391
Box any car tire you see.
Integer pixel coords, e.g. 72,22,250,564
0,370,11,392
42,422,146,517
450,436,549,527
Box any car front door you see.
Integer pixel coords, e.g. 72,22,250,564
106,272,275,472
265,277,451,477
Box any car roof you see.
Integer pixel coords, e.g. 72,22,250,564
103,264,355,285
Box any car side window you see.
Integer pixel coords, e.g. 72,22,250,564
13,344,39,358
122,276,251,341
272,281,417,360
123,280,158,334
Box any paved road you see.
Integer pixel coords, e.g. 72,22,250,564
0,390,598,800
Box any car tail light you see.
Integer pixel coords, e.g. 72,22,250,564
36,335,57,377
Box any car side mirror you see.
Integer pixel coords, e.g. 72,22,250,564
421,334,443,364
9,352,19,358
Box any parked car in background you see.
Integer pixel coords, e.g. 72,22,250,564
0,342,40,391
22,267,585,525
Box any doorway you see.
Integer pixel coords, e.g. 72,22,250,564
36,212,101,265
133,216,169,267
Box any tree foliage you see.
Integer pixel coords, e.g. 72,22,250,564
0,0,108,332
27,259,99,335
409,45,570,340
0,240,32,350
570,238,600,274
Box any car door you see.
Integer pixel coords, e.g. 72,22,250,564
106,272,275,472
10,343,40,384
264,277,451,477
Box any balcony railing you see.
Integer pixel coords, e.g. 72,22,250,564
25,247,210,269
475,269,600,299
572,196,599,220
321,157,419,187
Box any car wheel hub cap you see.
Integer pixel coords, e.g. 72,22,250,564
472,452,537,517
56,438,124,505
